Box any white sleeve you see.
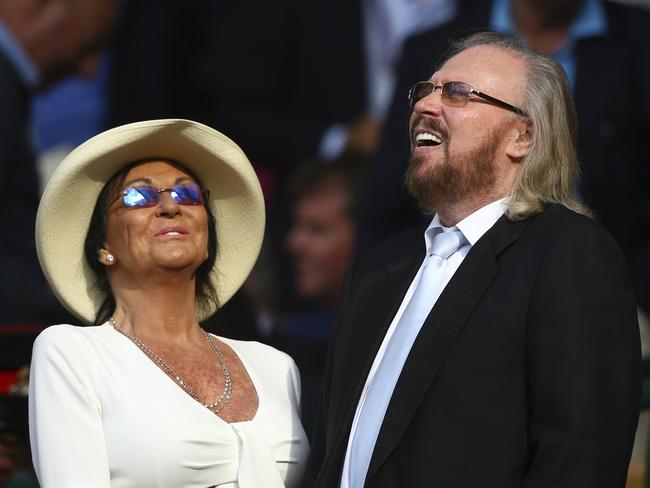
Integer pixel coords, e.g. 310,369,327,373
29,326,111,488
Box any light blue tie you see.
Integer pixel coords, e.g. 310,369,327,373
347,228,465,488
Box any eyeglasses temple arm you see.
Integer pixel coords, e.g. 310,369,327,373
473,90,528,116
108,191,126,207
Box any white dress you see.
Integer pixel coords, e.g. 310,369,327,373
28,323,309,488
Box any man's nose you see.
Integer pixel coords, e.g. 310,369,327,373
413,88,443,115
410,95,443,132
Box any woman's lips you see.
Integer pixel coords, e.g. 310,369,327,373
155,226,189,237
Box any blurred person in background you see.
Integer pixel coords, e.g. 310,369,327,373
358,0,650,317
287,156,367,312
32,0,230,182
211,0,459,170
0,0,118,330
273,156,366,435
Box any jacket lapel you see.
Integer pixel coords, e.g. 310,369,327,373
332,236,424,427
366,216,527,481
320,233,425,487
341,255,422,399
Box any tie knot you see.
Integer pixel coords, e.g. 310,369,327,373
430,229,465,259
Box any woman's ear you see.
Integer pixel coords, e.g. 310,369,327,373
98,248,116,266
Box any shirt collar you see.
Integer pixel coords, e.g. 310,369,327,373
0,20,40,89
424,198,507,252
489,0,607,43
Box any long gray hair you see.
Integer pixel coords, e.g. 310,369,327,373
440,31,591,220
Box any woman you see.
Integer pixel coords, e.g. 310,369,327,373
29,119,309,487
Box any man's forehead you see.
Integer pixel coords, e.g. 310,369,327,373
431,45,526,91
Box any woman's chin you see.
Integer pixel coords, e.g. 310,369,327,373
150,249,202,272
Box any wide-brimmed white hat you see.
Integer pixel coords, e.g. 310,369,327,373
36,119,265,324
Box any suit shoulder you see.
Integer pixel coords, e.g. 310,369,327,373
524,204,625,261
531,204,609,236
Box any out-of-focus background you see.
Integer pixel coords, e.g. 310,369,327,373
1,0,648,486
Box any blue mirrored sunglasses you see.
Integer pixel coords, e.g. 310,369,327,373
111,183,209,208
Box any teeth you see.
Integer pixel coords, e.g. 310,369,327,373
164,231,181,236
415,132,442,144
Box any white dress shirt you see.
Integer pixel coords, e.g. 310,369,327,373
341,198,507,488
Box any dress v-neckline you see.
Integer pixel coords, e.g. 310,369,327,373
105,323,261,424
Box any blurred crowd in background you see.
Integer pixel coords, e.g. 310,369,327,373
1,0,649,486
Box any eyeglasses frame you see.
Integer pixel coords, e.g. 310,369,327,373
408,80,528,117
110,184,210,209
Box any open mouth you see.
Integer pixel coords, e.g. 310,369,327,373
414,131,443,147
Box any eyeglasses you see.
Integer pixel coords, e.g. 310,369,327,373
408,80,528,116
111,183,209,208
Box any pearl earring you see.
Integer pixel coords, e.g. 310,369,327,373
106,254,115,264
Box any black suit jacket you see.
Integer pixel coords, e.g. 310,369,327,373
357,0,650,314
305,205,640,487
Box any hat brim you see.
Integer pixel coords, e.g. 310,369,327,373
36,119,265,324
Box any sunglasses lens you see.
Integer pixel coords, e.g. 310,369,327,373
122,186,159,207
170,183,205,205
119,184,207,208
442,81,471,106
409,82,433,108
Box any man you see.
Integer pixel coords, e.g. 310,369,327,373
271,157,365,436
357,0,650,316
287,157,365,310
0,0,117,329
304,32,640,487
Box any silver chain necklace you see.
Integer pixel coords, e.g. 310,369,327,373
109,317,233,413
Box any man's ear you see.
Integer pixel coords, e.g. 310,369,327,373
506,122,533,161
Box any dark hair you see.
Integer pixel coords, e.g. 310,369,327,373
83,159,219,326
289,154,368,219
